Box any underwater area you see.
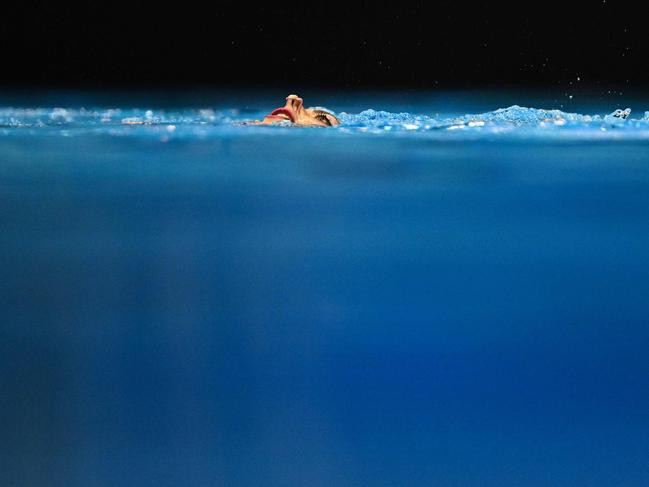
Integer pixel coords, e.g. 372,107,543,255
2,90,649,486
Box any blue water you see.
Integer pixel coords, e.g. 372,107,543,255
2,92,649,486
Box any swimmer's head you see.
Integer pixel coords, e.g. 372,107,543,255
262,94,340,126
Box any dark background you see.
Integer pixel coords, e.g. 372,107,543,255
3,1,647,90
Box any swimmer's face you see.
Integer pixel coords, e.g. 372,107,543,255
262,94,340,126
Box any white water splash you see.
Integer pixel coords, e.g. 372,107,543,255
2,105,649,140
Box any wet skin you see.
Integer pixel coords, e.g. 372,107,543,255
259,94,340,126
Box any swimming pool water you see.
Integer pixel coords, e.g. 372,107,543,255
2,91,649,486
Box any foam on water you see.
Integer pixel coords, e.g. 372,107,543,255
2,105,649,140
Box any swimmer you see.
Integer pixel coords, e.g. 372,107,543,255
249,94,340,126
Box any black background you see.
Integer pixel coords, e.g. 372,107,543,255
3,1,647,90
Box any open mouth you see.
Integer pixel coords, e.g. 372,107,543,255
268,107,296,122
